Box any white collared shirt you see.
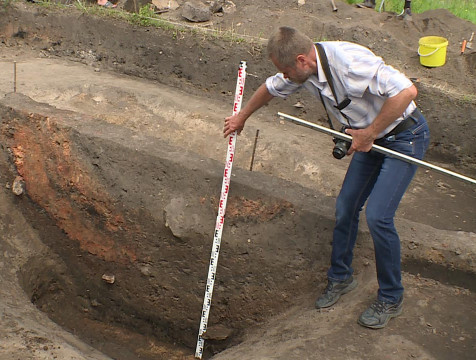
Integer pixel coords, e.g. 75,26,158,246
265,41,416,138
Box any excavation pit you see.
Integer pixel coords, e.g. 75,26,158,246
1,92,338,359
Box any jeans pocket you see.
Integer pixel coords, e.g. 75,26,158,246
418,129,430,158
411,123,426,135
387,138,415,157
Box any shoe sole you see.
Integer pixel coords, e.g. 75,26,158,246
315,279,358,309
356,4,375,9
357,306,403,329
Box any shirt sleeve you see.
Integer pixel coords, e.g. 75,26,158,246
265,73,302,98
337,43,383,98
368,63,414,98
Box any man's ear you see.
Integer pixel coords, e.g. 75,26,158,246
296,54,307,65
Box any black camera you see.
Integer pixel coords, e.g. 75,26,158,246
332,126,351,159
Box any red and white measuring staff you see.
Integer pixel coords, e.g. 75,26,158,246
195,61,247,359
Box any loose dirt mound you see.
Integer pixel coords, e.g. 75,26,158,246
0,1,475,360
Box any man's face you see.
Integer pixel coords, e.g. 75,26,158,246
271,55,313,84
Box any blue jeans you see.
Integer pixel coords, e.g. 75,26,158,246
327,110,430,303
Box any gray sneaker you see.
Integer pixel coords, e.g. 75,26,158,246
358,297,403,329
315,277,358,309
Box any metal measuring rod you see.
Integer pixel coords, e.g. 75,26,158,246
277,112,476,186
195,61,247,359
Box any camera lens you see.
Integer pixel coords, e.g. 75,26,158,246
332,140,350,159
333,146,346,159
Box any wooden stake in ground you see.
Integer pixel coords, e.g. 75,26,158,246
249,129,260,171
13,61,17,93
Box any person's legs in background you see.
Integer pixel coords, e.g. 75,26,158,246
402,0,412,19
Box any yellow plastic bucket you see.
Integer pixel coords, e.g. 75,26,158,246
418,36,448,67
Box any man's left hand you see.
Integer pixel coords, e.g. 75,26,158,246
345,128,376,155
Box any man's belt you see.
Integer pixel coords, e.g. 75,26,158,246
383,108,421,138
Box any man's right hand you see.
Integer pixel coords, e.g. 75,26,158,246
222,83,274,138
223,113,246,138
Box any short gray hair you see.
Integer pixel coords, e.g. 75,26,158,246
267,27,313,67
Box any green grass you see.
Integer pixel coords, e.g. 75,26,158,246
347,0,476,24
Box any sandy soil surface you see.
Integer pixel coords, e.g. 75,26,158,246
0,1,475,359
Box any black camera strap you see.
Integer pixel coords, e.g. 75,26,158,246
315,43,352,129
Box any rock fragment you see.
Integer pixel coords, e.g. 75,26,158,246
182,1,212,22
12,176,25,196
102,274,115,284
152,0,179,10
164,196,202,241
201,324,233,340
